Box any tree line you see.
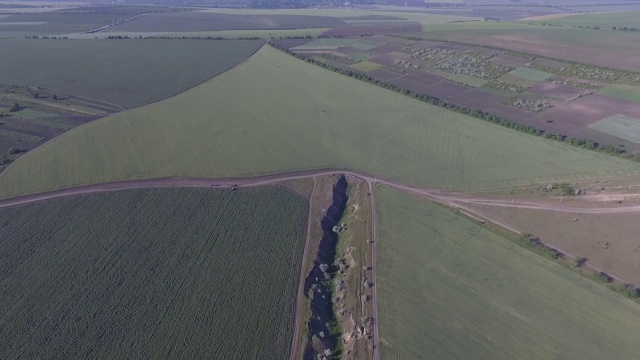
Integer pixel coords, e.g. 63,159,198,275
269,42,633,161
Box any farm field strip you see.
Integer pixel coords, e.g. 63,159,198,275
0,186,308,359
598,84,640,103
463,202,640,286
375,186,640,360
102,11,346,33
588,114,640,143
507,67,553,82
0,38,264,109
1,45,639,199
4,169,640,359
198,8,481,28
67,28,331,39
520,11,640,29
447,73,487,87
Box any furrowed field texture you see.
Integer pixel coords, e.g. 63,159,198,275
375,186,640,360
0,187,307,359
0,39,264,108
1,45,639,199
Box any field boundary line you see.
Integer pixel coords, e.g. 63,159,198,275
288,176,316,360
0,40,266,179
121,40,266,111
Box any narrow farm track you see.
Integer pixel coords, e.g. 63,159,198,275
288,176,316,360
4,168,640,359
368,179,380,360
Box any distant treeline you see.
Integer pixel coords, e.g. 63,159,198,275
611,26,639,32
21,34,365,41
270,42,634,161
104,35,264,40
249,0,371,9
24,36,69,39
532,22,640,32
22,35,266,40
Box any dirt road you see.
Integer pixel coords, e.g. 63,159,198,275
289,176,316,360
367,180,380,360
3,169,640,360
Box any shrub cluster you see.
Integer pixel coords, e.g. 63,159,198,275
517,234,564,261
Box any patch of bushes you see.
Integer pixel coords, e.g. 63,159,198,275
614,283,640,299
592,272,640,299
595,271,614,283
517,234,564,261
574,257,588,268
558,183,576,196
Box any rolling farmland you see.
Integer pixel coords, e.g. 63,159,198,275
375,186,640,360
0,186,307,359
419,27,640,72
284,32,640,153
522,11,640,30
197,8,480,28
0,38,264,108
103,11,346,32
1,45,639,199
0,5,176,36
4,4,640,360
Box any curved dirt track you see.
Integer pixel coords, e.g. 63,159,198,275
4,169,640,359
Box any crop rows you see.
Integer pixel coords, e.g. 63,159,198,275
0,186,307,359
1,46,639,199
375,186,640,360
0,39,264,108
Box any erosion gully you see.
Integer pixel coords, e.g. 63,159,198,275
302,175,348,360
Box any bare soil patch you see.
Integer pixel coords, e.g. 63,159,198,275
528,83,586,101
404,70,446,86
468,203,640,285
367,69,401,82
483,103,537,122
534,95,620,129
453,89,502,110
490,54,529,68
368,52,398,66
486,32,640,72
334,46,361,55
323,22,421,37
424,81,475,100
